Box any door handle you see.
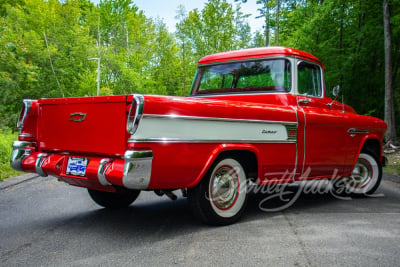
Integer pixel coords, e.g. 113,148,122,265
298,99,310,105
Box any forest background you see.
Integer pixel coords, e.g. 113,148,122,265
0,0,399,133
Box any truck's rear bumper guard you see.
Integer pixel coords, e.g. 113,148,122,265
10,141,33,172
122,150,153,189
96,150,153,190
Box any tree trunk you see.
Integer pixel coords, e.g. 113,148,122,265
383,0,397,145
275,0,280,45
265,6,270,46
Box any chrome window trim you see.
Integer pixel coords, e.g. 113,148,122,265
191,56,294,95
189,92,292,98
295,59,325,99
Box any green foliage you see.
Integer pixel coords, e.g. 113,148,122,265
0,131,21,180
0,0,399,154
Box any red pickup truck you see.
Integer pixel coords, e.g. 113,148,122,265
11,47,387,225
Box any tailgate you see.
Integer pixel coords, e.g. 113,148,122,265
37,95,129,155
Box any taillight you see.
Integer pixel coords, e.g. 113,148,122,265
16,99,33,131
126,95,144,135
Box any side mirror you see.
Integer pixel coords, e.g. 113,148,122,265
332,85,340,97
328,85,340,109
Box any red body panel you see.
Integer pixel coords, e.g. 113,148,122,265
38,96,128,156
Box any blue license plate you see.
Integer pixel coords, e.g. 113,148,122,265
66,157,88,177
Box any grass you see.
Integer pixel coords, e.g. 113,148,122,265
383,151,400,176
0,130,21,181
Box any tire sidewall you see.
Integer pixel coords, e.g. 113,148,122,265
343,152,382,195
192,158,248,225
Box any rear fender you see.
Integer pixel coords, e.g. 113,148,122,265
186,144,261,188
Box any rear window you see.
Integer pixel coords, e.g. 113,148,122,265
191,59,291,95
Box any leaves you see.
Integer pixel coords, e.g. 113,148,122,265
0,0,399,136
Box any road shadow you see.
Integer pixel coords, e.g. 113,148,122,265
36,182,400,245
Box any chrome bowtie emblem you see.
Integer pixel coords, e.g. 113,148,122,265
69,112,87,122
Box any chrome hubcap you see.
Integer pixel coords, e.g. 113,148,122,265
210,166,239,210
348,159,372,189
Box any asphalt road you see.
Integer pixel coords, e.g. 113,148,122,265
1,174,400,266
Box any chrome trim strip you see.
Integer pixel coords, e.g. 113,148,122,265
10,141,33,171
18,133,35,138
97,159,112,186
289,106,299,181
143,114,298,126
122,150,153,189
190,92,292,98
126,94,145,135
130,138,297,144
302,109,307,176
347,128,369,134
16,99,32,130
35,153,48,177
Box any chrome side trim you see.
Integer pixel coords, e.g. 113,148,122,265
97,159,112,186
10,141,33,171
347,128,369,134
131,139,297,144
143,114,298,126
126,94,145,135
122,150,153,189
301,109,307,176
35,153,48,177
190,92,291,98
289,106,299,181
16,99,32,130
18,133,35,138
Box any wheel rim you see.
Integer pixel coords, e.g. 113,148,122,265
342,153,380,194
348,158,373,189
210,165,239,210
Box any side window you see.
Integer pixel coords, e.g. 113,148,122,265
298,61,322,97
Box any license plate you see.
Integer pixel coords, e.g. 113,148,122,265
66,157,88,177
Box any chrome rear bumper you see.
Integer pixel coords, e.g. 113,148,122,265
10,140,153,190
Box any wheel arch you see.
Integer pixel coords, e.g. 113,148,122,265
361,137,382,160
345,136,383,176
187,144,260,188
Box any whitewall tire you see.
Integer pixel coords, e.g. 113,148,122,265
339,152,382,196
188,158,248,225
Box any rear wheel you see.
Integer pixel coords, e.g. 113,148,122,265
188,158,248,225
334,151,382,196
88,187,140,209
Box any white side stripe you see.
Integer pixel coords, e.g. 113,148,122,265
130,116,295,143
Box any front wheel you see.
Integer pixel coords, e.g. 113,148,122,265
188,158,248,225
88,187,140,209
334,151,382,196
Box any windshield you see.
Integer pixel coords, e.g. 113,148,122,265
191,59,291,95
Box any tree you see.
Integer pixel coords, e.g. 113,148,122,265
383,0,398,145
